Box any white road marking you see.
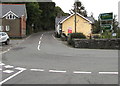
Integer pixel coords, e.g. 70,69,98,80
3,70,14,74
0,68,26,85
37,34,44,51
0,63,5,66
41,34,44,37
49,70,66,73
37,45,41,51
30,69,44,72
38,41,41,45
52,34,56,40
4,65,14,68
73,71,92,74
0,47,12,54
99,72,118,75
0,68,2,71
40,37,42,40
15,67,26,70
25,35,31,40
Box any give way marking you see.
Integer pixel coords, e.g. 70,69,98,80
0,67,26,85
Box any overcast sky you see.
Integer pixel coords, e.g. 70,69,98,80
52,0,119,20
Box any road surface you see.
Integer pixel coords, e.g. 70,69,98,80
0,31,118,84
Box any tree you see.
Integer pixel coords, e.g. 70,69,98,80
113,15,119,33
92,20,101,34
38,2,56,30
26,2,42,34
70,0,87,17
55,6,69,17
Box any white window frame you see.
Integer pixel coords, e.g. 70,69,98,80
5,14,16,20
6,26,10,31
0,26,4,31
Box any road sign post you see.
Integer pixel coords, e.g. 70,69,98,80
99,13,113,38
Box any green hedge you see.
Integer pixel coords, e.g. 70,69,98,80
68,33,86,39
67,33,86,45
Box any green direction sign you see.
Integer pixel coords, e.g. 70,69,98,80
100,13,113,20
101,25,112,30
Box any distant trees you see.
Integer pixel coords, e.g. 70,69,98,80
26,2,69,34
92,20,101,34
113,15,119,33
55,6,69,17
26,2,42,34
38,2,56,30
70,0,87,17
26,2,68,34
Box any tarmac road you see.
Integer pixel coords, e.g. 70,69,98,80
0,31,118,84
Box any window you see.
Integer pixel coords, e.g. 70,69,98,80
0,26,4,31
6,26,10,31
5,14,16,19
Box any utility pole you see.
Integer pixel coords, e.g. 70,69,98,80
74,0,77,33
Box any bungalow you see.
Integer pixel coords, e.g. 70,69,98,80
55,13,95,38
0,4,27,38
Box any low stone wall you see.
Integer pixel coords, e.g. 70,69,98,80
71,39,120,49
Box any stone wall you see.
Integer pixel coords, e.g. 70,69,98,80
71,39,120,49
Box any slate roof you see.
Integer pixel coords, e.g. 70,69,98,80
55,16,69,28
0,4,27,18
86,17,95,24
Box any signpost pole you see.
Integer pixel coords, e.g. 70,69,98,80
74,0,77,33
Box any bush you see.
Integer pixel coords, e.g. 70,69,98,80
69,33,86,39
67,33,86,45
117,29,120,38
92,34,101,39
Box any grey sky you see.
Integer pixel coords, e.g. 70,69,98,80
52,0,119,20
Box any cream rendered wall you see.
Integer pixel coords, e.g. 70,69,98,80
62,15,92,37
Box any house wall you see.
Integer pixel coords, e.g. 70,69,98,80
62,15,92,37
20,16,26,37
0,16,26,38
1,18,21,37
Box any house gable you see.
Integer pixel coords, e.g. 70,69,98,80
0,4,27,19
61,14,92,37
3,10,19,19
60,13,92,24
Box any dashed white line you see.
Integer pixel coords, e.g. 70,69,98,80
99,72,118,75
0,63,5,66
41,34,44,37
73,71,92,74
3,70,14,74
38,41,41,45
4,65,14,68
40,37,42,40
37,45,41,51
37,34,44,51
0,48,11,54
52,34,56,40
30,69,44,72
15,67,26,70
0,67,26,85
49,70,66,73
